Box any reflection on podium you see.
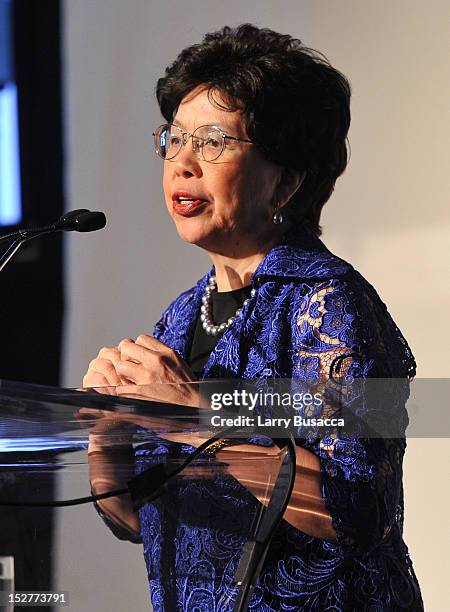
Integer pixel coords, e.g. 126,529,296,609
0,380,299,611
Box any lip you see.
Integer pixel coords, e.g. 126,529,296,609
172,190,210,217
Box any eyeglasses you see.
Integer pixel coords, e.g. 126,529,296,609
152,123,254,162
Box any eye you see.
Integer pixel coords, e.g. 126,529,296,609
169,135,182,147
223,137,236,149
205,136,221,149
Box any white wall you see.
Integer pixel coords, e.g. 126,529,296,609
60,1,450,610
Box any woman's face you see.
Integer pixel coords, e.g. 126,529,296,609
162,86,284,257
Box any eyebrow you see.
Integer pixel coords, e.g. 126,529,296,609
173,119,233,134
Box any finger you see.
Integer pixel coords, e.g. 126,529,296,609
82,370,110,389
118,338,140,360
119,339,157,364
75,408,109,421
117,338,135,353
135,334,172,353
98,346,121,367
88,358,122,386
115,360,143,383
97,347,134,385
114,384,171,403
114,384,139,396
118,338,141,363
75,408,98,422
76,408,108,416
93,358,122,386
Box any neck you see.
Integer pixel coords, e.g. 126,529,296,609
207,252,265,291
202,222,293,292
206,235,284,291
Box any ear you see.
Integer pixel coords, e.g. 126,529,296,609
274,169,306,210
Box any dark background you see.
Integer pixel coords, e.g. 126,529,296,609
0,0,64,386
0,1,63,604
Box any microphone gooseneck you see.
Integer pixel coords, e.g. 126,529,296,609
0,209,107,273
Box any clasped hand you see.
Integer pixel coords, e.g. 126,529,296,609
82,334,200,407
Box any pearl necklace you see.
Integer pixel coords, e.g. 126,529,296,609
200,275,256,336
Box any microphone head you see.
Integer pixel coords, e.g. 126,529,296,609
56,209,90,230
73,211,107,232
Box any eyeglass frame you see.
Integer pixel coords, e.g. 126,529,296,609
152,123,254,162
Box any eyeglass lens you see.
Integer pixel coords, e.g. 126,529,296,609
155,125,224,161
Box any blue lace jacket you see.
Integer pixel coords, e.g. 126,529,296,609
94,225,424,611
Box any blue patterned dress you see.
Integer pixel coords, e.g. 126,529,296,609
94,224,424,611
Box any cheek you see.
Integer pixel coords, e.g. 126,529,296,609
213,164,255,209
162,168,173,211
162,167,170,197
225,164,275,220
245,161,276,199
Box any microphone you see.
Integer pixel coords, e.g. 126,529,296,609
0,209,107,273
53,209,90,230
53,210,106,232
0,209,106,243
67,211,106,232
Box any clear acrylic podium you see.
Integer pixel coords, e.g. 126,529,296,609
0,380,295,612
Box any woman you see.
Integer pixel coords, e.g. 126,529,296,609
83,24,423,611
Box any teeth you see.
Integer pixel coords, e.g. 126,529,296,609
178,197,196,202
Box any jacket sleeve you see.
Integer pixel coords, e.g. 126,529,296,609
153,287,196,342
89,287,197,544
91,488,142,544
290,276,415,555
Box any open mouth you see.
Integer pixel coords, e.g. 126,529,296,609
172,191,209,216
177,197,205,206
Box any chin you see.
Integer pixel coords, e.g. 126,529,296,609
172,219,212,247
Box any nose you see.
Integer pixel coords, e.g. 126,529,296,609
172,137,203,178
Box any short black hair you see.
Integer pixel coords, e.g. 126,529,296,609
156,23,351,237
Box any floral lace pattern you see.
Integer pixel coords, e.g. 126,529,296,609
94,225,423,611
